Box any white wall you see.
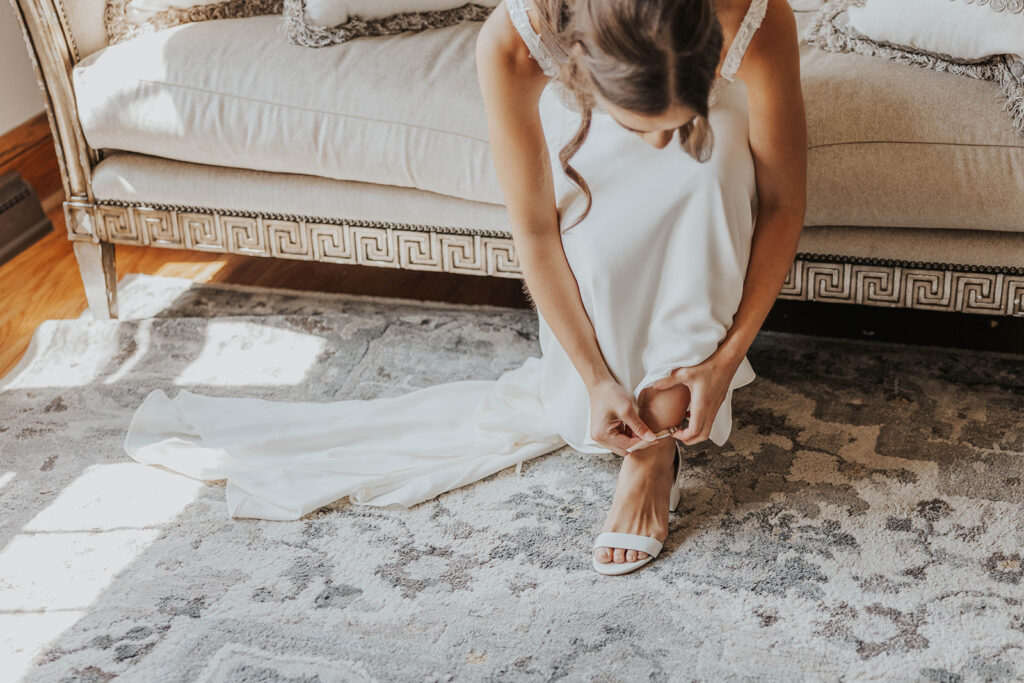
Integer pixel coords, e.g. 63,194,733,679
1,2,45,135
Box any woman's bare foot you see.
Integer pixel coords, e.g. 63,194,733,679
593,439,678,564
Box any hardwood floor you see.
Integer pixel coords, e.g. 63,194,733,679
0,112,63,214
0,208,533,378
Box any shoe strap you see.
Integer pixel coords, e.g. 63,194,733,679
593,532,663,557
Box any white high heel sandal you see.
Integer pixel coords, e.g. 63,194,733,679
591,441,682,576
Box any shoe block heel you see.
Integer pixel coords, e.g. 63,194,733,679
669,443,681,512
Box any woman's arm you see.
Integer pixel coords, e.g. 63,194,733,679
475,4,657,451
474,4,608,388
718,0,807,368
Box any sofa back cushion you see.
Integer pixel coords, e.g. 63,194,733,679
55,0,110,62
72,15,554,205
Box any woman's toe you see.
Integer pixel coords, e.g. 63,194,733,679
637,551,649,560
612,548,626,563
594,547,612,563
625,549,638,562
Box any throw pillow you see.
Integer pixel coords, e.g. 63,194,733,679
805,0,1024,136
847,0,1023,61
105,0,284,45
284,0,499,48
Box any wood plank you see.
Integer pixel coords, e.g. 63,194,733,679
0,111,63,219
0,112,51,169
3,135,63,202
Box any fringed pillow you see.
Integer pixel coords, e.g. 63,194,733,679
105,0,284,45
805,0,1024,136
284,0,499,48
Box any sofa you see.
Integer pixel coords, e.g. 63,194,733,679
10,0,1024,320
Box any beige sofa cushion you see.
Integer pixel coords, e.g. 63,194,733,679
93,151,512,231
801,40,1024,232
74,15,520,206
74,12,1024,231
795,9,1024,233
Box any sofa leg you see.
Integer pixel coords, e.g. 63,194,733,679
72,240,118,320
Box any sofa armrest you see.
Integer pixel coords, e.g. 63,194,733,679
10,0,98,230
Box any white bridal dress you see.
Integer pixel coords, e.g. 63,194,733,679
124,0,768,521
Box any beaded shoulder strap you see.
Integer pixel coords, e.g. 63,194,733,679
506,0,561,78
719,0,770,81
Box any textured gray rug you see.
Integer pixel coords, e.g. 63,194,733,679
1,274,1023,681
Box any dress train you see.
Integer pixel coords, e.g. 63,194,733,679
125,356,565,520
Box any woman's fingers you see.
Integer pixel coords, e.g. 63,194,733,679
648,376,677,392
681,412,712,444
622,405,657,443
624,437,658,454
678,388,707,445
650,367,689,392
598,415,655,457
671,413,691,441
604,429,646,457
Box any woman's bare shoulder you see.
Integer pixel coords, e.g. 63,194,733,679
715,0,754,48
732,0,800,88
476,1,548,81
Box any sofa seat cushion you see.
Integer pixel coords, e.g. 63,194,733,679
92,151,512,231
89,152,1024,270
73,12,1024,232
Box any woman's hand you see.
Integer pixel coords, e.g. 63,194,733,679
587,378,659,456
647,350,742,446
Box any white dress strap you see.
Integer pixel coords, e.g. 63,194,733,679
505,0,561,78
719,0,770,81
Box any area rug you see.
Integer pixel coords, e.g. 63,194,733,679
1,274,1022,681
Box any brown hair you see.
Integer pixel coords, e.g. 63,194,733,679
530,0,724,231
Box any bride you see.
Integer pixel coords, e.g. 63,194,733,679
124,0,806,577
475,0,805,573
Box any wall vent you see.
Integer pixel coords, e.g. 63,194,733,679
0,171,52,267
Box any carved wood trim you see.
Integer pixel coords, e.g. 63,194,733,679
66,200,1024,317
11,0,97,203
